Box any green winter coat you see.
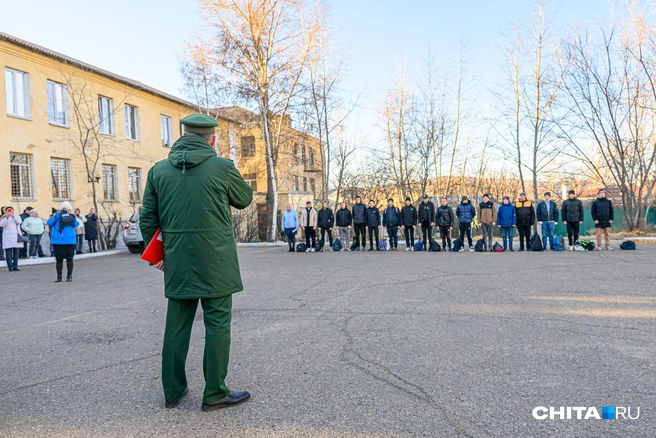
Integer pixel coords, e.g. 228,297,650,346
140,135,253,299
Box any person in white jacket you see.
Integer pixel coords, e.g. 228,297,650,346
74,208,87,254
0,206,25,271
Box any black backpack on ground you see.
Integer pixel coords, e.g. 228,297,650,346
620,241,636,250
350,242,358,251
452,238,463,252
474,239,485,252
530,234,543,251
296,243,307,252
315,241,323,252
428,240,441,252
579,240,595,251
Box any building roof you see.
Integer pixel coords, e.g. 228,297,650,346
213,106,260,124
0,31,196,108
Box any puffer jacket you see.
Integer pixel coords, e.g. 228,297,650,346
436,205,454,227
365,207,381,227
21,216,45,235
383,206,401,227
562,198,584,223
455,202,476,224
47,212,80,245
536,200,559,222
335,208,352,227
515,200,535,226
496,203,516,228
75,214,87,235
400,205,417,227
352,202,366,224
478,201,496,224
317,208,334,228
591,197,614,228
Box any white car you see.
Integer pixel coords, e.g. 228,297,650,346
122,213,142,254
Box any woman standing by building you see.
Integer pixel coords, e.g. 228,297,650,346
0,206,25,271
47,202,79,282
85,208,99,252
74,208,87,254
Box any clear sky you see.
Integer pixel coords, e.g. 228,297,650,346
1,0,612,139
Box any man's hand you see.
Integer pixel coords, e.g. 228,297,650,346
492,222,496,226
154,261,165,272
609,220,613,224
401,226,405,229
431,222,434,227
579,221,583,224
555,222,558,225
449,227,453,231
313,226,316,230
538,221,543,225
564,221,567,224
594,220,599,224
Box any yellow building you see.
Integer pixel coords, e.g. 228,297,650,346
1,32,323,243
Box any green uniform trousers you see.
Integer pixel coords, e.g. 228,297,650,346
162,295,232,405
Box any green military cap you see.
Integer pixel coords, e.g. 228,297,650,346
181,114,219,134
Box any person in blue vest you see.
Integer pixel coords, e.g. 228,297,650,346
496,196,517,251
536,192,559,251
383,199,401,251
281,204,299,252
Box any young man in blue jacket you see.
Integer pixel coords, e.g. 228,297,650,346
455,196,476,251
536,192,559,251
365,200,381,251
383,199,401,251
496,196,516,251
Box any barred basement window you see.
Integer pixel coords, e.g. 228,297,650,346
10,153,33,199
128,167,141,202
51,158,71,200
102,164,118,201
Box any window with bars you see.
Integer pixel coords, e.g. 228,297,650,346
310,178,316,194
242,173,257,191
128,167,141,202
10,153,33,199
161,115,173,147
302,177,308,192
98,96,114,135
102,164,118,201
124,104,139,140
293,175,299,191
47,80,68,126
51,158,71,200
241,136,255,157
5,68,30,118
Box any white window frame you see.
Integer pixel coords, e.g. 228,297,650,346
128,167,142,202
160,114,173,147
5,68,31,119
102,164,118,201
124,104,140,140
98,96,115,135
10,153,34,200
51,157,72,200
47,80,69,127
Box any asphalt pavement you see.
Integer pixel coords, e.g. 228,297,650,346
1,244,654,437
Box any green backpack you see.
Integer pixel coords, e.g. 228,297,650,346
578,240,596,251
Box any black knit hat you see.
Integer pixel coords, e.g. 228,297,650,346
568,190,575,195
405,197,411,202
483,193,489,198
461,196,468,202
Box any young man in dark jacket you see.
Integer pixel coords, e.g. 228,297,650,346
418,194,435,251
591,188,614,251
335,202,352,251
436,197,454,250
536,191,559,251
351,196,367,251
455,196,476,251
561,190,584,249
383,198,401,251
317,201,334,251
477,194,497,251
515,192,535,251
365,200,381,251
400,197,417,251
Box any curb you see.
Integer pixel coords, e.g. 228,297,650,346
0,249,128,269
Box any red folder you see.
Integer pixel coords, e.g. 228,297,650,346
141,228,164,264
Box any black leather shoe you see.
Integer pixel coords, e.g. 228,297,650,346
55,276,62,283
66,275,73,282
201,391,251,411
165,387,189,409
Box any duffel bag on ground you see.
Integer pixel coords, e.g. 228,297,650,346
428,239,441,252
332,240,343,251
579,240,595,251
492,242,504,252
552,235,565,251
530,233,543,251
296,243,307,252
620,240,636,250
474,239,485,252
452,238,463,252
414,238,424,251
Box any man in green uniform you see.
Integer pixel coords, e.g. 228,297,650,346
140,114,254,411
